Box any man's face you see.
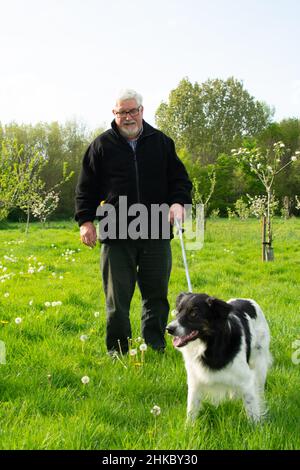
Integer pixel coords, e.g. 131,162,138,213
113,99,143,139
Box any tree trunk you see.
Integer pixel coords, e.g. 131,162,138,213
264,189,274,261
25,205,30,235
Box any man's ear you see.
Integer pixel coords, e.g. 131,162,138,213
206,296,232,317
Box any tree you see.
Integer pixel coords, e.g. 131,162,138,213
155,77,273,164
0,138,21,220
232,142,299,261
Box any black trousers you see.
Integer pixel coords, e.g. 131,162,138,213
100,239,172,353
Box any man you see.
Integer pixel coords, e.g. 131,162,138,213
75,89,192,354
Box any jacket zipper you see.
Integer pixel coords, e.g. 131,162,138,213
133,149,141,203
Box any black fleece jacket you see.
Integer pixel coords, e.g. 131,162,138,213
75,120,192,238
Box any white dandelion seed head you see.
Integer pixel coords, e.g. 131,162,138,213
139,343,147,352
15,317,22,324
171,309,178,317
81,376,90,384
291,156,297,161
129,348,137,356
4,292,9,298
80,335,88,342
151,405,161,416
94,312,100,318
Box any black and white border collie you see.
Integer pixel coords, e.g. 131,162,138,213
166,293,272,423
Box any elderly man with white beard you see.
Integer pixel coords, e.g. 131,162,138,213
75,89,192,355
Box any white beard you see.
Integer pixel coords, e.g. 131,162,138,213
119,122,140,138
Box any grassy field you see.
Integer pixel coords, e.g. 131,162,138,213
0,218,299,450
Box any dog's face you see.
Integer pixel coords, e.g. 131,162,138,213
166,292,232,348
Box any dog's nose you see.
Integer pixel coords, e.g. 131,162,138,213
166,322,176,335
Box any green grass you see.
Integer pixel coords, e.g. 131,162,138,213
0,218,299,450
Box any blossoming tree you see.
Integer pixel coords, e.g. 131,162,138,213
232,142,299,261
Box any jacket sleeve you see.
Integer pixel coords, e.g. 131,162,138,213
166,136,193,206
75,141,103,226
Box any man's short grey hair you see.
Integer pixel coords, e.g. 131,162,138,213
115,89,143,107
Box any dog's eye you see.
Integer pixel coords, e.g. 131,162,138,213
189,311,198,319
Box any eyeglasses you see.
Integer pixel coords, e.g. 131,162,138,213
114,106,141,118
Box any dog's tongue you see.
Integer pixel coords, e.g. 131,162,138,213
173,330,199,348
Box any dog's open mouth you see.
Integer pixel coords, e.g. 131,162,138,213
173,330,199,348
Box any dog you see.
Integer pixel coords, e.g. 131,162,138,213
166,293,272,423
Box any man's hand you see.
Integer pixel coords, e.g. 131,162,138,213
168,203,185,225
80,221,97,248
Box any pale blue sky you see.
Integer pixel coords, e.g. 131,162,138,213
1,0,299,130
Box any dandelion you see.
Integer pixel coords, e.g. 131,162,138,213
151,405,161,416
140,343,147,364
108,350,128,369
291,156,297,162
81,375,90,384
4,293,9,298
80,335,88,342
15,317,22,324
94,311,100,318
29,300,33,306
45,302,51,307
129,348,137,356
171,309,177,317
151,405,161,435
59,276,64,280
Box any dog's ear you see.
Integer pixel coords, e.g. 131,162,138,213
206,297,232,318
176,292,189,308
